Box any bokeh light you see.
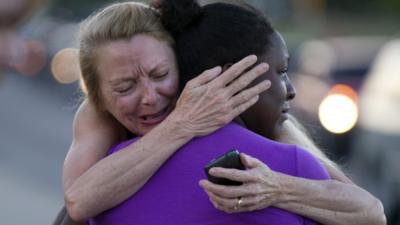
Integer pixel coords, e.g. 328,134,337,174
319,84,359,134
12,40,47,76
329,84,358,101
51,48,81,84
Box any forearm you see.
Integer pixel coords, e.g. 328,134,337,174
64,118,193,221
274,173,386,225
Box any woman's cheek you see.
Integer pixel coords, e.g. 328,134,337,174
160,78,179,97
112,94,138,114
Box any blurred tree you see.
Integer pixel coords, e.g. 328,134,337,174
381,0,400,13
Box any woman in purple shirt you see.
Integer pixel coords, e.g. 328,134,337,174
60,1,385,225
90,123,329,225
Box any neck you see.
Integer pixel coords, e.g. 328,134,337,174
234,116,277,140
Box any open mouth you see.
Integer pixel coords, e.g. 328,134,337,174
141,105,170,124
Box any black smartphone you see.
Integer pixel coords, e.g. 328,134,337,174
204,149,245,186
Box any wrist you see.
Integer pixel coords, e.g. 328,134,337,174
271,172,297,206
161,111,196,141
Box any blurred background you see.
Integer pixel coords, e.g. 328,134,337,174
0,0,399,224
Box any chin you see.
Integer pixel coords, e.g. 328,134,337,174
123,124,142,137
270,123,284,141
135,128,150,137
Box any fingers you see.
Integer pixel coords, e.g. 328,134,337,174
214,55,258,86
186,66,222,87
240,153,262,169
205,191,272,213
208,167,255,183
206,191,238,211
231,195,272,213
199,180,249,198
226,62,269,97
186,54,259,89
230,79,271,109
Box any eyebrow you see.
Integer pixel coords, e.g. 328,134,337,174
109,77,134,85
108,60,169,84
147,62,168,75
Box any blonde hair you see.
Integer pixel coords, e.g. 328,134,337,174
278,114,340,171
79,2,173,110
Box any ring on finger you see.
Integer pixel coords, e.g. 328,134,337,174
234,197,243,210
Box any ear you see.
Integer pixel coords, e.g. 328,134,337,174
222,63,234,72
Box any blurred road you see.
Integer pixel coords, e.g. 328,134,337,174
0,73,77,225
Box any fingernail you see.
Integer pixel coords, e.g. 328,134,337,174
209,168,216,174
260,63,269,71
199,180,206,186
248,55,257,61
212,66,222,72
263,80,271,88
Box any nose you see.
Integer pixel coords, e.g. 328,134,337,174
141,82,158,106
286,78,296,101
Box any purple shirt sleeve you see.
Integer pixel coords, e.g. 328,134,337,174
295,146,330,180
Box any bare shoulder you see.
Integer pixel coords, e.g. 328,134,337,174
73,99,125,141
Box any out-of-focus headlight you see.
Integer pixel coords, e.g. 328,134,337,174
318,84,358,134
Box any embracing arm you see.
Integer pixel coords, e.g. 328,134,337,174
275,116,386,225
63,99,126,222
63,56,270,222
274,165,386,225
200,153,386,225
64,103,194,221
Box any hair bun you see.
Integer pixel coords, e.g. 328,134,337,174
160,0,202,36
